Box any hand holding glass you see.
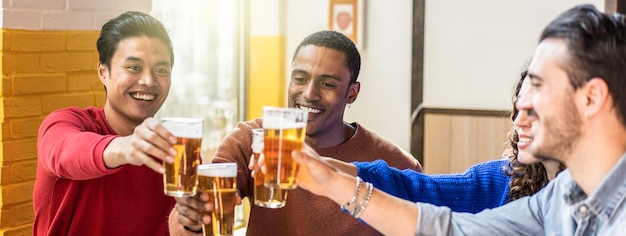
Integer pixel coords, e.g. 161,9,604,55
198,163,238,236
252,128,288,208
162,117,204,197
262,107,308,189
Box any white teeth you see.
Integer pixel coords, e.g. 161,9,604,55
519,137,533,143
131,93,155,101
297,105,321,114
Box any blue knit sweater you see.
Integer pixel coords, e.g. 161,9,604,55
355,159,511,213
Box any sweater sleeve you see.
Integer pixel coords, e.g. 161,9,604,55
355,159,511,213
37,109,119,180
211,119,261,199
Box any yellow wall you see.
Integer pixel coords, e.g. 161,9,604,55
247,35,286,120
0,29,103,236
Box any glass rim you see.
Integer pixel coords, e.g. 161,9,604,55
161,117,204,123
262,106,306,113
197,163,237,177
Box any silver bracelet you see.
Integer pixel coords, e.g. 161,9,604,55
353,182,373,219
341,176,362,214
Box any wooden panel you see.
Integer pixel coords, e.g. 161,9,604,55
423,113,451,174
476,116,511,164
449,115,478,173
423,113,511,174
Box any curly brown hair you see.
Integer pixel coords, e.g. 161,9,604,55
503,70,566,202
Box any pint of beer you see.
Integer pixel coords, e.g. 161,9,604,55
262,107,307,189
251,128,288,208
197,163,238,236
162,117,204,197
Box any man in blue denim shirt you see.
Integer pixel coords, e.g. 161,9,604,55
414,4,626,235
289,4,626,235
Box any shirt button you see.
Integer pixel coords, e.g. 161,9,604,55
579,205,588,213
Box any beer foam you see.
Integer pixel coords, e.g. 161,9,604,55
262,107,308,129
198,163,237,177
263,119,306,129
251,129,264,153
161,117,204,138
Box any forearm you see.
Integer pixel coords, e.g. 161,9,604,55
39,127,118,179
359,188,418,235
327,173,418,235
103,137,128,169
324,157,358,176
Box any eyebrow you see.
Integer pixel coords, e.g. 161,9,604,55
319,74,342,81
527,72,543,81
125,56,143,63
125,56,171,68
291,69,342,81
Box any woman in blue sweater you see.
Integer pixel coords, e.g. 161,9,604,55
331,70,565,213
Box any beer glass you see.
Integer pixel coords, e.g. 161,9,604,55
262,107,307,189
198,163,238,236
251,128,288,208
162,117,203,197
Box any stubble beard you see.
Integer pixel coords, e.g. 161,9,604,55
532,97,582,164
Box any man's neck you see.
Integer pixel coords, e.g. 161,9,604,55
567,125,626,195
541,160,562,181
103,104,140,136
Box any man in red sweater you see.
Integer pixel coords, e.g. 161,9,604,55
34,12,178,235
169,31,422,235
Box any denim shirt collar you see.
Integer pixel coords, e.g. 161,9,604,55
563,152,626,222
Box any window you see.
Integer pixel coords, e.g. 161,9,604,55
152,0,247,162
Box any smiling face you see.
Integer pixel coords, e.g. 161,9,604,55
513,78,540,164
98,36,172,130
288,45,359,138
519,38,583,162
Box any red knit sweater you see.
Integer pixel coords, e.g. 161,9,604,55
169,118,421,236
34,107,175,235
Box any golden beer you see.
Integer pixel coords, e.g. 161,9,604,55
263,126,306,189
198,163,237,236
253,153,288,208
164,137,202,196
262,107,307,190
162,117,204,197
251,128,288,208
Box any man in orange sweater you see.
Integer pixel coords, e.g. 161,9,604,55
169,30,422,235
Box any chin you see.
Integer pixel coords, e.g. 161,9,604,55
518,158,541,165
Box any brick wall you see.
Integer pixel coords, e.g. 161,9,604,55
0,1,152,235
0,28,103,236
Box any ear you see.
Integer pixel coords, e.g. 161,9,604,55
582,78,609,119
346,82,360,104
97,63,109,85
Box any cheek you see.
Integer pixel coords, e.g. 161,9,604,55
286,85,300,96
161,79,172,91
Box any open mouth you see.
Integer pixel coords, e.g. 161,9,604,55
518,136,533,148
297,104,322,114
130,92,155,101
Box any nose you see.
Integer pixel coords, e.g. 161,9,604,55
138,70,157,86
302,81,320,101
514,108,531,128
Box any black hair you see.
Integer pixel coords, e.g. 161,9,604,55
292,30,361,84
96,11,174,68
